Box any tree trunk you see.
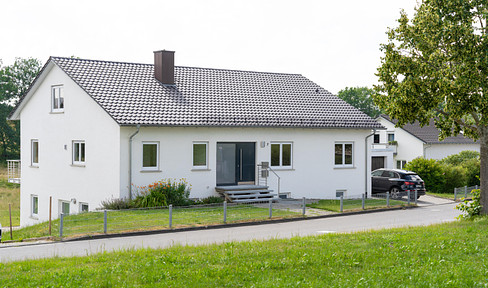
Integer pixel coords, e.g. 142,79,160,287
480,125,488,215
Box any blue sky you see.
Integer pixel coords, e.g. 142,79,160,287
2,0,417,94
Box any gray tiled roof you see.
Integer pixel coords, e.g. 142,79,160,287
47,56,382,129
381,115,478,144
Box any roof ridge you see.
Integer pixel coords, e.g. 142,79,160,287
50,56,304,76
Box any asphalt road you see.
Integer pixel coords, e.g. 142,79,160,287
0,198,461,263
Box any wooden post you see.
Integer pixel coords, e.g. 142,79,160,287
9,203,13,240
49,196,52,235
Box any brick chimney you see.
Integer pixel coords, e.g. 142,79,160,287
154,50,175,85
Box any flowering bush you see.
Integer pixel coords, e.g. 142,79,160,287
134,179,192,207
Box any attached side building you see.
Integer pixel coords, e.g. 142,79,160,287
10,51,382,226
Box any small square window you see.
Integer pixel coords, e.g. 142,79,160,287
270,142,293,168
60,200,70,216
52,85,64,112
72,141,85,165
396,160,407,169
80,203,89,213
31,140,39,166
193,142,208,169
334,142,354,167
388,133,395,142
142,142,159,170
31,195,38,216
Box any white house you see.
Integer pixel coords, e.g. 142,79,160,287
371,115,479,170
9,50,382,226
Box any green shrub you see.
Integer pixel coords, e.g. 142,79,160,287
134,179,192,207
198,196,224,205
461,158,480,186
456,189,481,219
405,157,445,193
100,197,135,210
440,150,479,166
441,164,467,194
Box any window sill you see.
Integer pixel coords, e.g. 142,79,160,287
270,167,295,171
29,165,39,168
191,168,211,171
334,166,356,169
50,111,64,114
30,215,39,220
71,164,86,168
140,169,162,173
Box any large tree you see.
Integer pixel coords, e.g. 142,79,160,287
337,87,383,118
0,58,42,160
374,0,488,213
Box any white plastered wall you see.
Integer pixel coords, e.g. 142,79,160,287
120,126,372,200
19,65,120,227
425,144,480,160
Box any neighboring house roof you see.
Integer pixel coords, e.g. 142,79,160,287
380,115,478,144
11,56,382,129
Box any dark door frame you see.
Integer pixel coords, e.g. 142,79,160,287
216,142,256,186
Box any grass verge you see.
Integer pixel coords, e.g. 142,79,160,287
9,204,302,241
308,198,406,212
427,191,474,201
1,217,487,287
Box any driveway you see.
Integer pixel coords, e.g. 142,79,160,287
0,199,461,263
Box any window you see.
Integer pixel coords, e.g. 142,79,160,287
31,195,38,216
388,133,395,142
80,203,89,213
373,134,380,144
335,142,353,167
142,142,159,170
72,141,85,165
51,85,64,112
270,142,292,168
396,160,407,169
31,140,39,166
193,142,208,169
60,200,70,216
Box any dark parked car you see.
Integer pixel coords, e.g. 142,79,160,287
371,168,426,199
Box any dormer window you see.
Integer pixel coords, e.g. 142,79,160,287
51,85,64,112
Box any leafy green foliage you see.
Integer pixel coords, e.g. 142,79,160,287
440,151,480,166
337,86,382,118
197,196,224,205
373,0,488,213
3,218,488,287
405,157,445,193
0,58,42,160
100,197,135,210
456,189,481,219
441,163,467,194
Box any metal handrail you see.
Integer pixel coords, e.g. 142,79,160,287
257,163,281,196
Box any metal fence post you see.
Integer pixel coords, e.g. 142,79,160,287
59,213,64,239
386,192,390,207
415,190,418,205
169,205,173,228
454,187,457,201
223,201,227,223
407,190,411,205
362,193,365,210
464,186,468,198
269,200,272,219
103,210,107,234
476,185,479,190
302,197,306,216
340,195,343,212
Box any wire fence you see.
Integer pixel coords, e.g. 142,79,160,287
453,185,478,201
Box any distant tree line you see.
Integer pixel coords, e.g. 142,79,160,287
337,86,383,119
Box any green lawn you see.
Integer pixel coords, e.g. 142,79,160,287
0,166,20,227
1,217,487,287
427,191,475,201
308,198,406,212
10,204,302,240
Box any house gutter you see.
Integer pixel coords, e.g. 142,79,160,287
128,125,141,200
365,129,376,197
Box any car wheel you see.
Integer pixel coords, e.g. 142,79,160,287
390,187,401,199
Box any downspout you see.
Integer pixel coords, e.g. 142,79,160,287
128,124,140,200
365,129,376,197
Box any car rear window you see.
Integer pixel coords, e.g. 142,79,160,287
404,174,421,181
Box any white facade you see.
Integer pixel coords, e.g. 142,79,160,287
372,116,480,170
14,63,374,227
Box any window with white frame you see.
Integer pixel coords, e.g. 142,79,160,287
51,85,64,112
72,141,85,165
142,142,159,170
80,203,89,213
31,195,38,217
388,133,395,142
396,160,407,169
59,200,70,216
334,142,354,167
31,139,39,166
271,142,293,168
193,142,208,169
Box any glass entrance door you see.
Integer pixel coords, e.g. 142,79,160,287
216,142,255,186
